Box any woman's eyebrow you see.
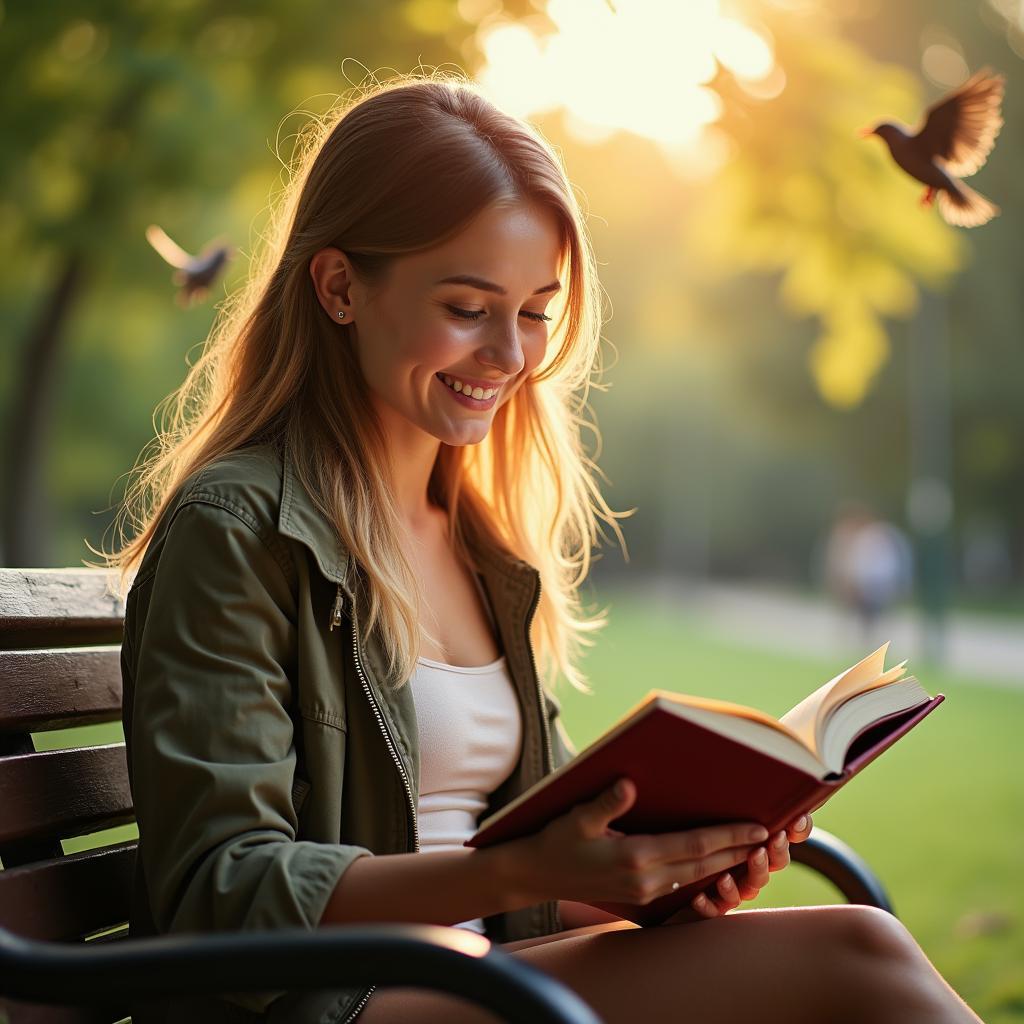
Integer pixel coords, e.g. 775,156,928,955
433,274,561,296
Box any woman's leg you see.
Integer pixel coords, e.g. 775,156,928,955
356,905,984,1024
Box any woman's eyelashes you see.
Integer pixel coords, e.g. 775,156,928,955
444,303,551,323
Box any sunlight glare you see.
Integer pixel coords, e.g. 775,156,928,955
713,19,775,80
474,0,777,162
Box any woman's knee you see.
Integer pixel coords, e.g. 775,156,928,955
821,904,920,962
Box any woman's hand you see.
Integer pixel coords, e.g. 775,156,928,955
513,777,770,908
680,811,814,920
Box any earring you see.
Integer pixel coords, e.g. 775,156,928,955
337,311,346,320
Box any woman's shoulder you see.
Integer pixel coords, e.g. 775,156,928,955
129,441,291,592
178,441,285,525
147,441,287,556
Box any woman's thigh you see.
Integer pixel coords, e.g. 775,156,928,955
355,904,907,1024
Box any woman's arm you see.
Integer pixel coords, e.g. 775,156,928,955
320,842,536,926
557,901,624,929
127,500,372,1012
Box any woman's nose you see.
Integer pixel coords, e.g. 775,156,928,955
477,326,526,377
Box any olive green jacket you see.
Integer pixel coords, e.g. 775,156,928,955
120,440,577,1024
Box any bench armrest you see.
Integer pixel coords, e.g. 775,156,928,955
789,827,896,914
0,922,601,1024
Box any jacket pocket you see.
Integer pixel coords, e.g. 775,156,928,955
299,703,347,732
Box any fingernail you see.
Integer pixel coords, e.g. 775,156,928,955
795,815,808,831
720,874,734,889
772,831,787,849
753,847,767,864
694,893,708,907
614,779,628,798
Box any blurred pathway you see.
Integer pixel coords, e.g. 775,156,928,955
630,577,1024,689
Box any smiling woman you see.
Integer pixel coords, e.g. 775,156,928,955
96,70,984,1024
307,197,564,461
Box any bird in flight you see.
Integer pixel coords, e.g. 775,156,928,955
145,224,234,306
861,68,1004,228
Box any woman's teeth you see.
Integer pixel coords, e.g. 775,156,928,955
438,374,499,400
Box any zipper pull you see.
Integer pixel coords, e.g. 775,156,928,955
328,584,344,631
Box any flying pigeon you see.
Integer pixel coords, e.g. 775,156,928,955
861,68,1004,228
145,224,234,306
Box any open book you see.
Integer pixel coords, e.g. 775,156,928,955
466,643,944,926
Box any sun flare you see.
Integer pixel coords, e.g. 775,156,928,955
473,0,776,163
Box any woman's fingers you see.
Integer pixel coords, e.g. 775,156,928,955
647,821,769,869
786,813,813,842
766,830,790,872
693,842,775,915
697,863,757,916
691,891,720,917
743,845,771,895
713,871,743,911
574,777,638,839
687,828,798,916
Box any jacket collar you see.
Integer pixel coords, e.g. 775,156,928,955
277,439,539,590
278,439,351,586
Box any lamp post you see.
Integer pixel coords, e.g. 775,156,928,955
907,286,954,665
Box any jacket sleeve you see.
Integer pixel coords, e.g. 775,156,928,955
542,685,577,771
126,498,372,1012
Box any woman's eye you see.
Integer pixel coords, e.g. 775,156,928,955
445,304,551,323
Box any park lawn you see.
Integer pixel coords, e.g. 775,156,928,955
30,587,1023,1021
557,586,1024,1024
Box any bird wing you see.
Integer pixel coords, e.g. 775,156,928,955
911,67,1004,178
145,224,193,268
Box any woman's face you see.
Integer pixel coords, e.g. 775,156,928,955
314,200,563,448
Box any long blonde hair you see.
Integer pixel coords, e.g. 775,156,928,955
94,70,631,694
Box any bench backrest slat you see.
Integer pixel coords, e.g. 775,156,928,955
0,999,131,1023
0,647,123,732
0,744,133,846
0,569,127,650
0,841,135,941
0,568,145,1021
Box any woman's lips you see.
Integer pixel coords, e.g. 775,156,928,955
435,373,499,409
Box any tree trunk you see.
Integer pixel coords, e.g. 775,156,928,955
2,251,87,567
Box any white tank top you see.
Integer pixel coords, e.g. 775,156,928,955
409,652,523,934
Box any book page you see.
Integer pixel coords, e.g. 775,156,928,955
780,645,907,756
650,690,808,748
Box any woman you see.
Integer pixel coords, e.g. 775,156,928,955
104,74,983,1023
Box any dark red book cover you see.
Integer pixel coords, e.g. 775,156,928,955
467,692,945,926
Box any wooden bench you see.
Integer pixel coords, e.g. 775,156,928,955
0,567,894,1022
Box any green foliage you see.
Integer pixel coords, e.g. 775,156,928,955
694,14,964,407
0,1,473,565
2,0,1022,585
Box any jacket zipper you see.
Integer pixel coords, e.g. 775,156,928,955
335,583,419,849
331,573,552,1011
329,585,344,631
524,571,559,935
338,985,375,1024
526,573,553,776
331,582,420,1024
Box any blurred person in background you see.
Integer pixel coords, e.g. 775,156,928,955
824,503,914,642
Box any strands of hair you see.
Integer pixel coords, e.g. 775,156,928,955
92,68,632,696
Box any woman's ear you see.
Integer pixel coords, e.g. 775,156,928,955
309,247,356,325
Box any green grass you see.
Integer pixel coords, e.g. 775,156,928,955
558,588,1024,1024
25,587,1022,1021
